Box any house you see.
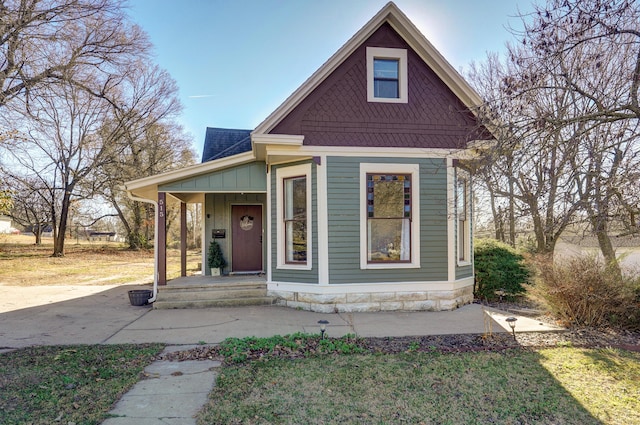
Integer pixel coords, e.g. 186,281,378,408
124,2,493,312
0,215,12,233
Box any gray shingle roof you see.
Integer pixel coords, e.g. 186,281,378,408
201,127,252,163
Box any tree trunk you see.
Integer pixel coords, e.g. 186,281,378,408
52,191,72,257
34,223,42,245
592,215,622,280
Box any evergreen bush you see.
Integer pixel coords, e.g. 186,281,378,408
207,240,227,272
474,238,530,301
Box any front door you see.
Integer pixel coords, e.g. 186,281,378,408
231,205,263,272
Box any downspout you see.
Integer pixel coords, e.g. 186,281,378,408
126,190,159,303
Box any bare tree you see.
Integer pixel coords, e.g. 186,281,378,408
1,174,53,244
0,0,149,109
517,0,640,123
467,50,585,255
97,121,195,249
468,0,640,269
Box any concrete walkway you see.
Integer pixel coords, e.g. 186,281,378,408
0,284,563,423
102,345,220,425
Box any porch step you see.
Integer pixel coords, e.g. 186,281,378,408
153,281,274,309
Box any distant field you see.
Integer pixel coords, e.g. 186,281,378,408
555,242,640,272
0,234,201,286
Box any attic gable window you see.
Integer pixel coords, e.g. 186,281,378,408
367,47,408,103
374,59,399,98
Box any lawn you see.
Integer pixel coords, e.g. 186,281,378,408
0,234,201,286
199,346,640,425
2,342,638,425
0,344,164,425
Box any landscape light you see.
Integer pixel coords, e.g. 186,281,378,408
318,320,329,339
505,317,517,338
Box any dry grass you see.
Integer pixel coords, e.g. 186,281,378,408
0,234,201,286
199,347,640,425
0,344,164,425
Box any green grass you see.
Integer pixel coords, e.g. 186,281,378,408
198,347,640,425
0,344,164,425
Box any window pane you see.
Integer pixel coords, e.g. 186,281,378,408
457,178,466,220
368,218,410,262
286,220,307,262
374,59,398,79
458,219,466,261
374,80,399,98
285,177,306,220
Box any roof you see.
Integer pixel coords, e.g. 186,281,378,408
201,128,252,163
252,1,487,136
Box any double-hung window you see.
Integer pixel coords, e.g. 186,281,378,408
360,163,420,269
284,176,307,264
366,47,408,103
373,58,399,98
456,170,471,264
276,164,312,270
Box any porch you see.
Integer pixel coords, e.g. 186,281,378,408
153,274,272,309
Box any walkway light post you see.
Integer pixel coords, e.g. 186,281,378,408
318,320,329,339
506,317,517,339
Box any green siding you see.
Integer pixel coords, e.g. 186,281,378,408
159,162,266,192
270,161,319,283
327,156,449,283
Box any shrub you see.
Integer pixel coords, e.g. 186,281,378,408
474,238,530,301
533,254,640,330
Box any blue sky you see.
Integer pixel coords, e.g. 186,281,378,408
127,0,533,155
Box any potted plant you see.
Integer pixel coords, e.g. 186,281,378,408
207,240,227,276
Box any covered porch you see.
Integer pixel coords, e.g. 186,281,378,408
124,155,269,309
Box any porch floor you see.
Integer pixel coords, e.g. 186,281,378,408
166,274,266,287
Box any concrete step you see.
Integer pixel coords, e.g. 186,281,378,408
153,282,272,309
157,288,267,302
153,296,275,309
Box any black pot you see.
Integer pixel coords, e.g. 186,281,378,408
128,289,152,306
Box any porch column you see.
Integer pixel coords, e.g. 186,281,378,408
158,192,167,285
180,201,187,277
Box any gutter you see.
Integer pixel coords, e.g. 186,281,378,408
125,190,158,304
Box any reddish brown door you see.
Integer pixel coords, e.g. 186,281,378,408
231,205,263,272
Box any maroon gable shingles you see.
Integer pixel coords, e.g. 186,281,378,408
270,23,489,149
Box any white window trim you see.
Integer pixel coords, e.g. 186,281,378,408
366,47,408,103
360,163,420,269
276,163,313,270
456,169,472,266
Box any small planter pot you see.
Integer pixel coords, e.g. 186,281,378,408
210,267,221,277
128,289,152,306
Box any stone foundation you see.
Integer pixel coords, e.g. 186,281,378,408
268,287,474,313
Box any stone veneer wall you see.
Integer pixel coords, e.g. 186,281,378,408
268,287,474,313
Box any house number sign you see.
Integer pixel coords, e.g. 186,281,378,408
240,215,254,231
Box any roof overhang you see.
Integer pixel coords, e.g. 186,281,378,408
124,151,256,200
